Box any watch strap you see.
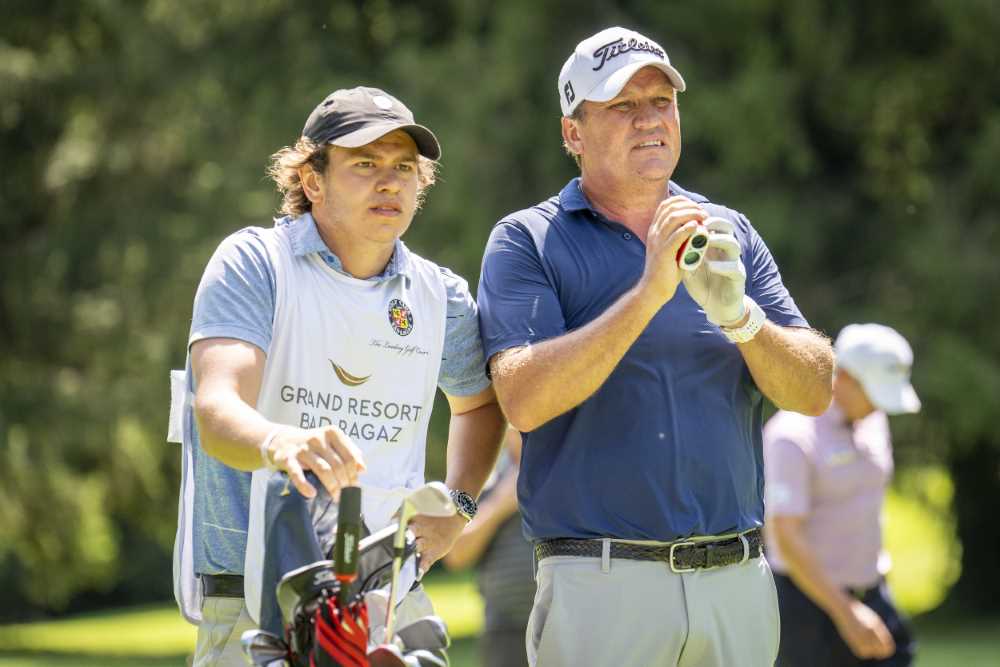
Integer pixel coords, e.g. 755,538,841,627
721,296,766,343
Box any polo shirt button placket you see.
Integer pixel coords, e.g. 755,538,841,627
623,232,632,241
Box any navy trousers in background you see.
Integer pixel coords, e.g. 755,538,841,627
773,572,915,667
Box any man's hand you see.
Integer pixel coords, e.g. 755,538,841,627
408,514,468,576
264,426,366,500
640,196,707,304
682,217,747,326
833,599,895,660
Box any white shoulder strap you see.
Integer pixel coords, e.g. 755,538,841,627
167,369,187,444
169,365,203,625
244,468,275,624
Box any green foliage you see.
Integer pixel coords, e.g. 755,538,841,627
884,467,960,614
2,0,999,615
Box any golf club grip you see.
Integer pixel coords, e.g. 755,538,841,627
333,486,362,602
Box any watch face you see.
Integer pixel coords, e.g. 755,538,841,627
451,490,477,519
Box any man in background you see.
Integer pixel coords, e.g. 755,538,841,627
444,427,534,667
765,323,920,666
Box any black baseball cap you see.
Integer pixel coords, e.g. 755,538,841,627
302,86,441,160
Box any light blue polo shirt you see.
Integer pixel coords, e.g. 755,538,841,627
477,178,809,542
187,213,490,575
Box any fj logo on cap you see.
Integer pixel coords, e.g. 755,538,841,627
592,37,665,71
564,81,576,105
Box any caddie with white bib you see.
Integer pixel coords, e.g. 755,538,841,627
168,86,506,666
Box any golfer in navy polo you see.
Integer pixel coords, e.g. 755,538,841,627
477,27,834,666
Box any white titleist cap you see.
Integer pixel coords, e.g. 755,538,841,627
835,324,921,415
558,26,686,117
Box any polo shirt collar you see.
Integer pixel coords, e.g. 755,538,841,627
277,212,413,284
558,178,592,212
821,402,884,435
558,177,680,216
821,402,849,429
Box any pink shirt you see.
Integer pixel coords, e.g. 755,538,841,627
763,405,893,587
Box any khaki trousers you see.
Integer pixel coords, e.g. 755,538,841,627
527,553,780,667
193,596,256,667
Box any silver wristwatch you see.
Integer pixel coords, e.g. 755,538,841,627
449,489,478,522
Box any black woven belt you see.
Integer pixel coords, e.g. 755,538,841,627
201,573,244,598
535,528,762,573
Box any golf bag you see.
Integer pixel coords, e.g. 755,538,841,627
245,473,449,667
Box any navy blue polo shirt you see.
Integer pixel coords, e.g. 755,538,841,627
477,178,809,542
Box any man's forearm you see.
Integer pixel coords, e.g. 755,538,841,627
774,524,854,623
443,472,518,569
191,338,274,470
740,324,833,416
444,400,507,498
194,390,276,470
492,282,663,431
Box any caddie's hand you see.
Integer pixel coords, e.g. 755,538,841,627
408,514,467,577
681,216,747,326
640,196,708,304
834,599,895,660
264,426,366,500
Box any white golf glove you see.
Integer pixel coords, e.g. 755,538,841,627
682,216,747,327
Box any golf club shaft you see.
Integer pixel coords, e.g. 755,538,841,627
384,547,404,640
333,486,362,605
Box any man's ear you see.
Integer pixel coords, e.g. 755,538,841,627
561,116,584,159
299,164,323,205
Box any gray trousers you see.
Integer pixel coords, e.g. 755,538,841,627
527,552,780,667
193,587,435,666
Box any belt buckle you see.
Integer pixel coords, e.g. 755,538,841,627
668,541,697,573
738,533,751,565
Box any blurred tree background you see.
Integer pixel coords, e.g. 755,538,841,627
1,0,998,621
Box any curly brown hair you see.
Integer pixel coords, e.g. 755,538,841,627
267,137,438,218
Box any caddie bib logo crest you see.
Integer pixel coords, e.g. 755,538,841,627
387,298,414,336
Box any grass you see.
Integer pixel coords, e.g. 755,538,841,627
0,573,481,666
0,605,196,657
910,614,1000,667
0,655,187,666
0,572,997,666
0,474,992,665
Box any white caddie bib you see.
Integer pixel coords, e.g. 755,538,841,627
243,229,446,623
170,223,447,625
